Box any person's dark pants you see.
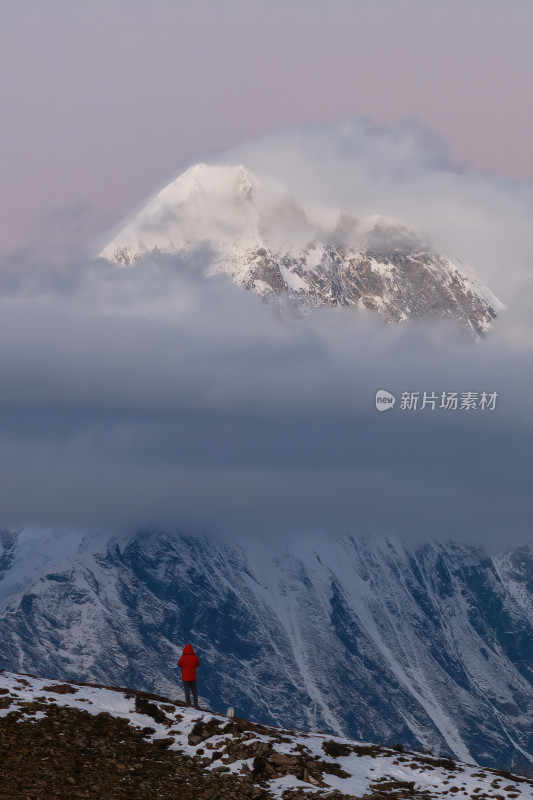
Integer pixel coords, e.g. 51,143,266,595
183,679,198,707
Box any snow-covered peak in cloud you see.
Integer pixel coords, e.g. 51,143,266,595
100,163,259,258
99,162,323,263
99,162,502,336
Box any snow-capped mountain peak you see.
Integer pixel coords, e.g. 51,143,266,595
100,163,264,263
160,162,257,212
99,162,503,335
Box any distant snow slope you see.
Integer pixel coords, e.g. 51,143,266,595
0,528,87,612
1,670,532,799
0,529,532,771
99,163,503,336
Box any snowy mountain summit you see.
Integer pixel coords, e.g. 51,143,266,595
100,163,502,335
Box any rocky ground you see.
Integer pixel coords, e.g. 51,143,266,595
1,671,531,800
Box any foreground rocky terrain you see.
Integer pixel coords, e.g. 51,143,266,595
1,671,532,800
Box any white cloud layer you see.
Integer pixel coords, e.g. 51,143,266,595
216,116,533,299
0,117,531,547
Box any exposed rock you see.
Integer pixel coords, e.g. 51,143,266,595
134,694,171,725
42,683,78,694
0,703,273,800
270,751,299,766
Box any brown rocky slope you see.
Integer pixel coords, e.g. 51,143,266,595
1,671,531,800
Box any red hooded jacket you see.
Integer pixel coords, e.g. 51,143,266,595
178,644,200,681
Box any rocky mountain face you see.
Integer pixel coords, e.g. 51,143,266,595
99,164,502,336
1,529,532,772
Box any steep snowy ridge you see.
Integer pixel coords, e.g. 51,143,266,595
99,163,502,335
1,671,532,799
0,530,532,771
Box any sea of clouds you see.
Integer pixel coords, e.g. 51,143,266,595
0,116,531,547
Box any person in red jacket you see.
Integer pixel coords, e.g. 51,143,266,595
178,643,200,708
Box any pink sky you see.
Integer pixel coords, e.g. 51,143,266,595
2,0,532,250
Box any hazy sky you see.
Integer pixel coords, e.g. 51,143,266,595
2,0,533,250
